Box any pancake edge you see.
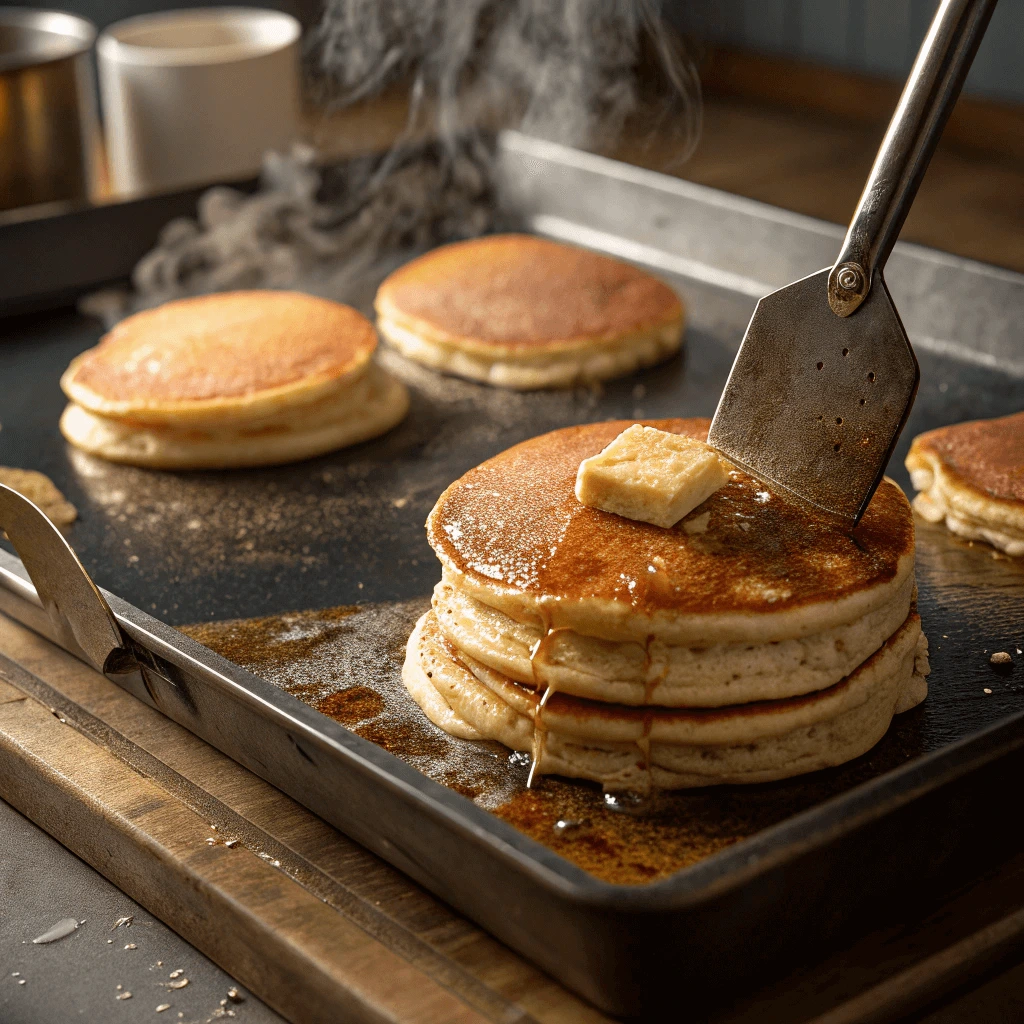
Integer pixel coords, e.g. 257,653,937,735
377,313,683,390
59,364,409,470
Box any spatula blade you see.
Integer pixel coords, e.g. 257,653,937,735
708,268,919,525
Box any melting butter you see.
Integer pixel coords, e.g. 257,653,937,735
574,425,729,529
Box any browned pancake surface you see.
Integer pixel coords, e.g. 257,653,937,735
375,234,682,349
66,291,376,405
428,418,914,617
912,412,1024,504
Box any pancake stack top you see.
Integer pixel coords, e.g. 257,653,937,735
60,291,408,469
404,418,930,792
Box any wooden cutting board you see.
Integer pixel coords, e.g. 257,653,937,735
3,599,1024,1024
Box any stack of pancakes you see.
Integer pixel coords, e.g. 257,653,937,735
404,418,929,791
61,291,409,469
907,411,1024,556
375,234,684,389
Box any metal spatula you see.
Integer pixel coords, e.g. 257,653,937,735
708,0,997,525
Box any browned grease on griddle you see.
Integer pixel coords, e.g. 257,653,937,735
183,603,926,886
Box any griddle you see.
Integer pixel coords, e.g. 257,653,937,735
2,132,1024,1017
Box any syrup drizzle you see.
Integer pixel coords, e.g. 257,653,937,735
526,614,574,788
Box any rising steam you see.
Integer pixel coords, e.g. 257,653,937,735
83,0,700,323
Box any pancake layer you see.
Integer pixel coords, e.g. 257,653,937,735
428,419,916,644
375,235,684,389
60,364,409,470
407,417,928,791
404,610,930,791
907,412,1024,556
64,291,378,425
60,291,409,469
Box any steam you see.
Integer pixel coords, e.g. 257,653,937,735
83,0,700,325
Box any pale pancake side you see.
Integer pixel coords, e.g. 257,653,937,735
378,314,682,390
907,415,1024,555
63,291,378,427
431,571,915,706
404,610,929,790
427,419,917,644
60,364,409,470
374,234,684,357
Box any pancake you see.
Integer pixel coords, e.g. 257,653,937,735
60,364,409,470
427,419,917,645
63,291,377,426
906,412,1024,556
60,291,409,469
374,235,684,389
406,417,928,791
430,570,915,707
405,609,930,791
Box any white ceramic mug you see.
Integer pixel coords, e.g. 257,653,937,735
97,7,301,197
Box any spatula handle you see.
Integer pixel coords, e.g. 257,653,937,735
828,0,997,317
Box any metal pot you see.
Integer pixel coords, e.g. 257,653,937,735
0,9,98,212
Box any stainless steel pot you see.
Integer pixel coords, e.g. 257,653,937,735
0,9,98,212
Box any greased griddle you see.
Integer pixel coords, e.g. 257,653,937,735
2,133,1024,1017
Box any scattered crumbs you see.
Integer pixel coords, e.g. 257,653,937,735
0,467,78,527
116,984,123,991
226,988,243,1003
210,824,218,830
156,1005,171,1014
156,961,163,967
18,979,26,986
984,688,994,694
112,916,133,930
224,839,239,849
116,991,132,1000
169,969,183,979
1017,648,1022,655
107,939,114,944
167,978,189,990
124,943,137,950
205,837,217,846
392,497,408,508
990,652,1012,665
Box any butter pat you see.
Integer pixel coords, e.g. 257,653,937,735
575,425,730,528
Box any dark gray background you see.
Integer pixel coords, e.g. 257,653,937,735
0,797,284,1024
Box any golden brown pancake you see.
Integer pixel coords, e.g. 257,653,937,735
63,291,378,426
60,291,408,469
907,412,1024,556
428,418,916,644
405,417,928,790
374,235,684,389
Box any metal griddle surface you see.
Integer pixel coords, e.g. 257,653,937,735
2,263,1023,840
